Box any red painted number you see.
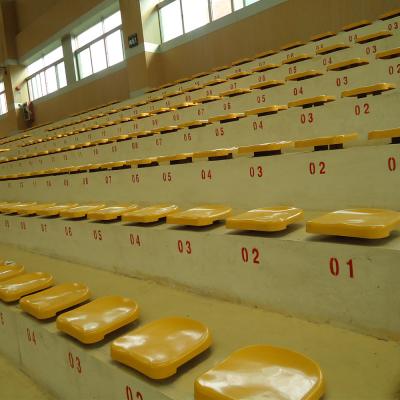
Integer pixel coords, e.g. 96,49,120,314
329,257,354,278
64,226,72,237
241,247,260,264
129,234,141,246
92,229,103,241
201,169,212,180
162,172,172,182
26,328,37,345
388,156,396,171
126,385,144,400
177,240,192,254
68,352,82,374
309,161,326,175
300,112,314,124
249,166,263,177
354,103,370,116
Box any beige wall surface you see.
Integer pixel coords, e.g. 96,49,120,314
31,66,129,127
0,0,399,134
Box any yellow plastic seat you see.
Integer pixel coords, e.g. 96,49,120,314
376,47,400,60
87,204,139,221
379,8,400,20
36,203,79,217
56,296,140,344
111,317,212,379
20,282,90,319
0,261,24,281
237,141,293,156
285,70,323,81
288,95,335,108
368,127,400,141
310,31,336,42
251,63,279,73
327,58,369,71
4,202,37,214
280,40,305,50
195,345,324,400
294,133,358,149
208,113,245,123
226,207,304,232
342,20,371,32
122,204,179,223
245,105,287,116
250,80,285,90
193,148,238,160
342,83,395,98
60,204,107,219
306,209,400,239
356,31,392,44
167,205,232,227
282,54,312,65
17,203,57,216
0,272,54,302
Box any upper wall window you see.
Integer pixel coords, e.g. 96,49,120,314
0,82,7,116
74,11,125,80
26,46,67,101
159,0,260,42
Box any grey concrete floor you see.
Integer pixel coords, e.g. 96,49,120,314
0,353,54,400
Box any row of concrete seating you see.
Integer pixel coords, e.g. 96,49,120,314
0,259,324,397
11,46,400,158
2,7,398,154
1,201,399,239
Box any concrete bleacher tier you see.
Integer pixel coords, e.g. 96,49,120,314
0,8,400,400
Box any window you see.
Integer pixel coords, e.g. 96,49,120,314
159,0,261,41
26,46,67,101
0,82,7,116
74,11,124,80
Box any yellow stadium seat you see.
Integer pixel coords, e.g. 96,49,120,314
60,204,107,219
226,207,304,232
342,83,395,98
294,133,358,149
285,70,323,81
36,203,79,217
0,272,54,302
122,204,179,223
249,79,285,90
237,141,293,156
342,20,371,31
111,317,212,379
306,209,400,239
282,54,313,65
3,202,37,214
245,105,287,116
288,95,335,108
208,113,245,123
0,261,24,281
193,148,238,161
167,205,232,227
194,345,324,400
17,203,57,216
280,40,305,50
310,31,336,42
368,127,400,141
327,58,369,71
376,47,400,60
379,8,400,20
56,296,140,344
157,153,193,165
20,282,90,319
87,204,139,221
251,63,279,73
355,31,392,44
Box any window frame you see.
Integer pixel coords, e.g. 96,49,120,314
26,49,66,102
74,13,125,81
0,81,7,116
158,0,259,42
